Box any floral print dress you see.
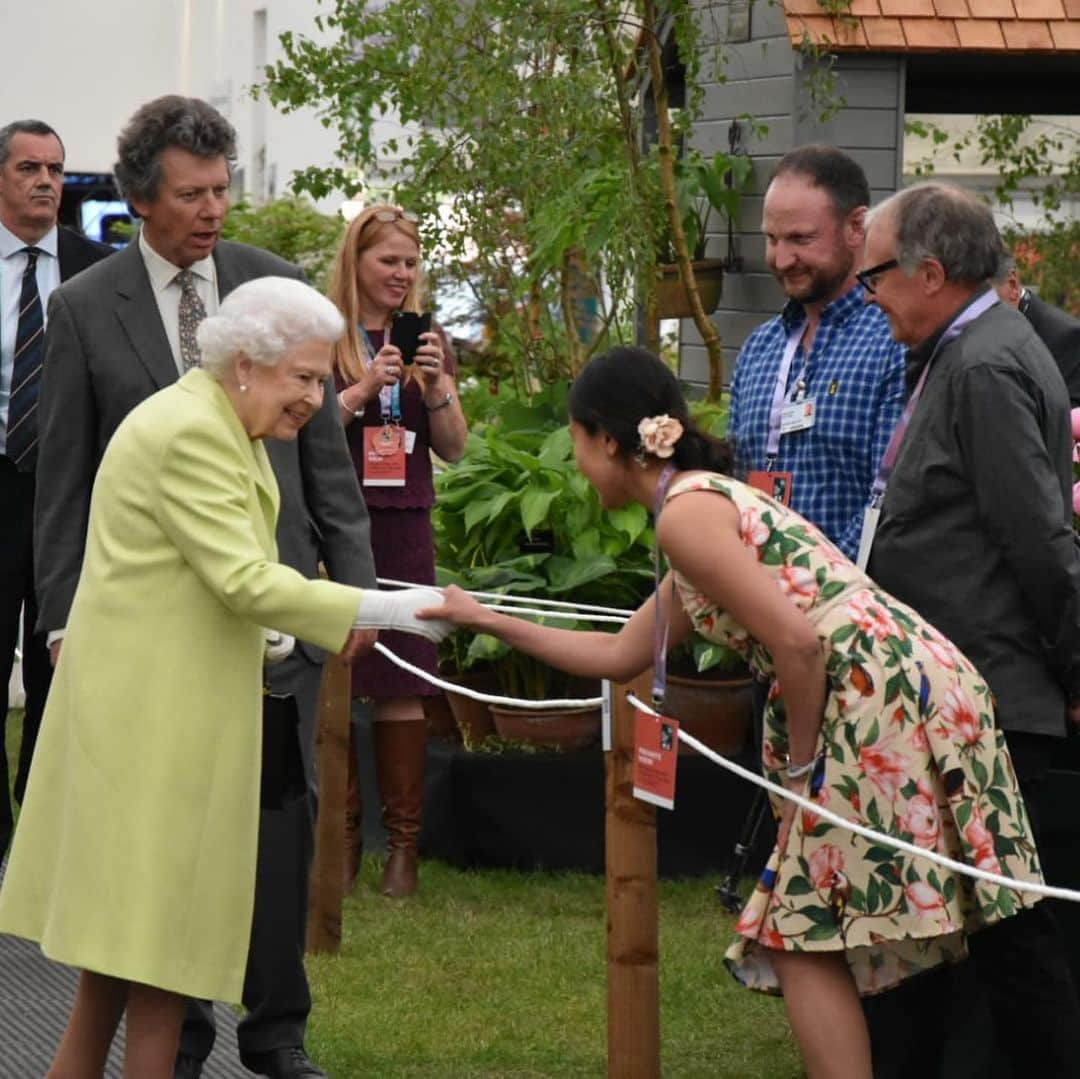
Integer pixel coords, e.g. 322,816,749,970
664,473,1043,997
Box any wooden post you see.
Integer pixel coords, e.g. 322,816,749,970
606,671,661,1079
306,655,352,954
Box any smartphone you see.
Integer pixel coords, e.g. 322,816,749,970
389,311,432,365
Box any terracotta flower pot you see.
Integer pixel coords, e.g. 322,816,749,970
489,704,601,751
661,672,753,756
442,668,499,746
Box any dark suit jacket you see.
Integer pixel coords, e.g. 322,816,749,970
35,238,375,661
57,226,112,282
1025,291,1080,408
870,297,1080,737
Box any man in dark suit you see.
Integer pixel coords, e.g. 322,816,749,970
0,119,110,860
996,255,1080,406
34,97,375,1079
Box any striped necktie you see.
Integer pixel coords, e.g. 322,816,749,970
7,246,44,471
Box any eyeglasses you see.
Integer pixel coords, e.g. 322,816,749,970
371,209,419,224
856,258,900,294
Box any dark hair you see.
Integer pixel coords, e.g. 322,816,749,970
772,144,870,219
114,95,237,207
0,120,64,167
882,182,1006,285
568,347,732,472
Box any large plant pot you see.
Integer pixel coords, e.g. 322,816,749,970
443,668,499,745
655,259,724,319
489,704,601,751
422,692,458,740
662,672,753,756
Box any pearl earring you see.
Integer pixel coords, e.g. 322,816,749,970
240,383,249,393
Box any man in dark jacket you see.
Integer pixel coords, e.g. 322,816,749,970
860,181,1080,1078
995,255,1080,407
0,118,111,859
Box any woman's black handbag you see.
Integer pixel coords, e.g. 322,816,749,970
261,691,308,810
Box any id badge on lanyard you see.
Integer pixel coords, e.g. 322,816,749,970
750,319,813,506
363,372,407,487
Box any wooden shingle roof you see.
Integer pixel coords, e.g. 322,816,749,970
783,0,1080,51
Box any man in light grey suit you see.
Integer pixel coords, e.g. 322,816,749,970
34,96,374,1079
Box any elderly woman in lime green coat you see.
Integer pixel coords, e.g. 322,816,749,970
0,277,448,1079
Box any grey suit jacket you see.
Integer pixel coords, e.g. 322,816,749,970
869,296,1080,736
34,238,375,662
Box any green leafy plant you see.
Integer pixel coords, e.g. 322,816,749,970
660,149,754,264
220,196,345,291
433,385,655,698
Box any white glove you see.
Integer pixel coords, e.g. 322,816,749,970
263,628,296,665
354,587,451,643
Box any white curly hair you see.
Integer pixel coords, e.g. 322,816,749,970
197,276,345,378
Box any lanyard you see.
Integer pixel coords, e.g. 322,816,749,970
869,289,1000,508
764,318,809,466
360,325,401,424
651,464,678,706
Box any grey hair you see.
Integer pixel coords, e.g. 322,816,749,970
197,277,346,378
992,253,1016,286
872,182,1006,285
0,120,64,167
114,96,236,207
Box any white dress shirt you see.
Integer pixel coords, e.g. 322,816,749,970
138,228,218,374
0,222,59,454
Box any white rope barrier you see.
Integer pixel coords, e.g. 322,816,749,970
627,692,1080,903
374,642,603,710
480,604,628,624
377,576,634,619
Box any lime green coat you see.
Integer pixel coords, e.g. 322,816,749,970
0,368,361,1002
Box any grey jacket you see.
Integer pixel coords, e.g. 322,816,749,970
34,239,375,661
869,294,1080,737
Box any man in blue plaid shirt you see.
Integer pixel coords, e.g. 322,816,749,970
729,145,905,559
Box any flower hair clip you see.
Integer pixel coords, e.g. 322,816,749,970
637,414,684,462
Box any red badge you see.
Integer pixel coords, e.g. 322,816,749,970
362,425,406,487
632,708,679,810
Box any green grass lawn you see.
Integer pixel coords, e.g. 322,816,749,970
4,710,801,1077
306,860,801,1078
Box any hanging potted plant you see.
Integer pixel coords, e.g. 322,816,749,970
654,149,752,321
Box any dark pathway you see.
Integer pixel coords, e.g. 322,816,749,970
0,856,254,1079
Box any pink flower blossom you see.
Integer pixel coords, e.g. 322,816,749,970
898,790,942,850
739,506,770,551
801,786,830,834
858,738,910,801
847,592,902,643
1071,407,1080,442
921,634,958,671
734,902,784,949
909,724,929,752
637,414,683,458
808,844,846,889
937,685,984,748
777,565,818,604
1073,482,1080,518
905,881,946,914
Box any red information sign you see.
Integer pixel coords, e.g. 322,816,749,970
632,708,679,810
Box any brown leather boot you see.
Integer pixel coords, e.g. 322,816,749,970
343,724,362,895
373,719,428,898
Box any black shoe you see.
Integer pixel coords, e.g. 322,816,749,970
240,1046,329,1078
174,1052,205,1079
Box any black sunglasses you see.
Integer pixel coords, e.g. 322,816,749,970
856,258,900,294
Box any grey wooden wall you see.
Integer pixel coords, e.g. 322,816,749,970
679,0,906,388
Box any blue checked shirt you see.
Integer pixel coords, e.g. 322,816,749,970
729,285,906,559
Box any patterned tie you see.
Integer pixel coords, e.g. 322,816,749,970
177,269,206,371
7,247,45,472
